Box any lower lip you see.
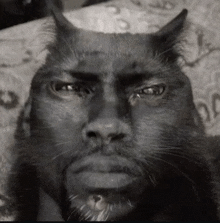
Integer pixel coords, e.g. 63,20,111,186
73,172,135,189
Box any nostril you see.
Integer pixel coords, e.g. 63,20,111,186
86,132,126,141
83,119,131,143
87,131,97,138
110,133,126,141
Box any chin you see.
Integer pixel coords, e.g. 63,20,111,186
64,154,146,221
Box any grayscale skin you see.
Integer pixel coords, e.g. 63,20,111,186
8,9,220,221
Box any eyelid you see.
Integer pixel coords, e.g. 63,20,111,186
51,72,97,88
50,73,76,83
134,82,166,91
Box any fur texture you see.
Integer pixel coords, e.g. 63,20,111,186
8,9,220,221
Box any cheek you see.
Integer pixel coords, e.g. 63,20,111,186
131,102,174,130
131,103,189,152
133,118,162,158
131,97,191,130
42,97,86,121
31,99,88,167
34,98,87,135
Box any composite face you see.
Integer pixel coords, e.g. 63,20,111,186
28,10,208,221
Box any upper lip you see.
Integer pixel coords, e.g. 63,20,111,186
69,155,140,176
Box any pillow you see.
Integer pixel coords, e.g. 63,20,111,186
1,0,220,220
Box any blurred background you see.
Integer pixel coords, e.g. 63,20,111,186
0,0,110,30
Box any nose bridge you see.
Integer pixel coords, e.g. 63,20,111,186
90,84,121,137
99,75,119,119
93,101,120,132
84,77,131,143
98,100,118,121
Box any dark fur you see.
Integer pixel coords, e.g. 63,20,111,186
8,9,220,221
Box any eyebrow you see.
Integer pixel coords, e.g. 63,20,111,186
64,71,152,84
118,73,152,86
66,71,100,82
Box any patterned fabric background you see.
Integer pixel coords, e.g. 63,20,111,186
1,0,220,220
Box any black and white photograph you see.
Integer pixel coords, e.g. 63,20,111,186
1,0,220,221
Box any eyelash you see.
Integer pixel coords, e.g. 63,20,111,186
134,84,166,97
51,82,92,97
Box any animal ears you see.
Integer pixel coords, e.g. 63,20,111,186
156,9,188,39
50,7,188,62
50,6,79,37
51,6,188,36
153,9,188,61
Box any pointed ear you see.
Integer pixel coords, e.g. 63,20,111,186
157,9,188,39
153,9,188,61
43,8,80,62
51,7,78,35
